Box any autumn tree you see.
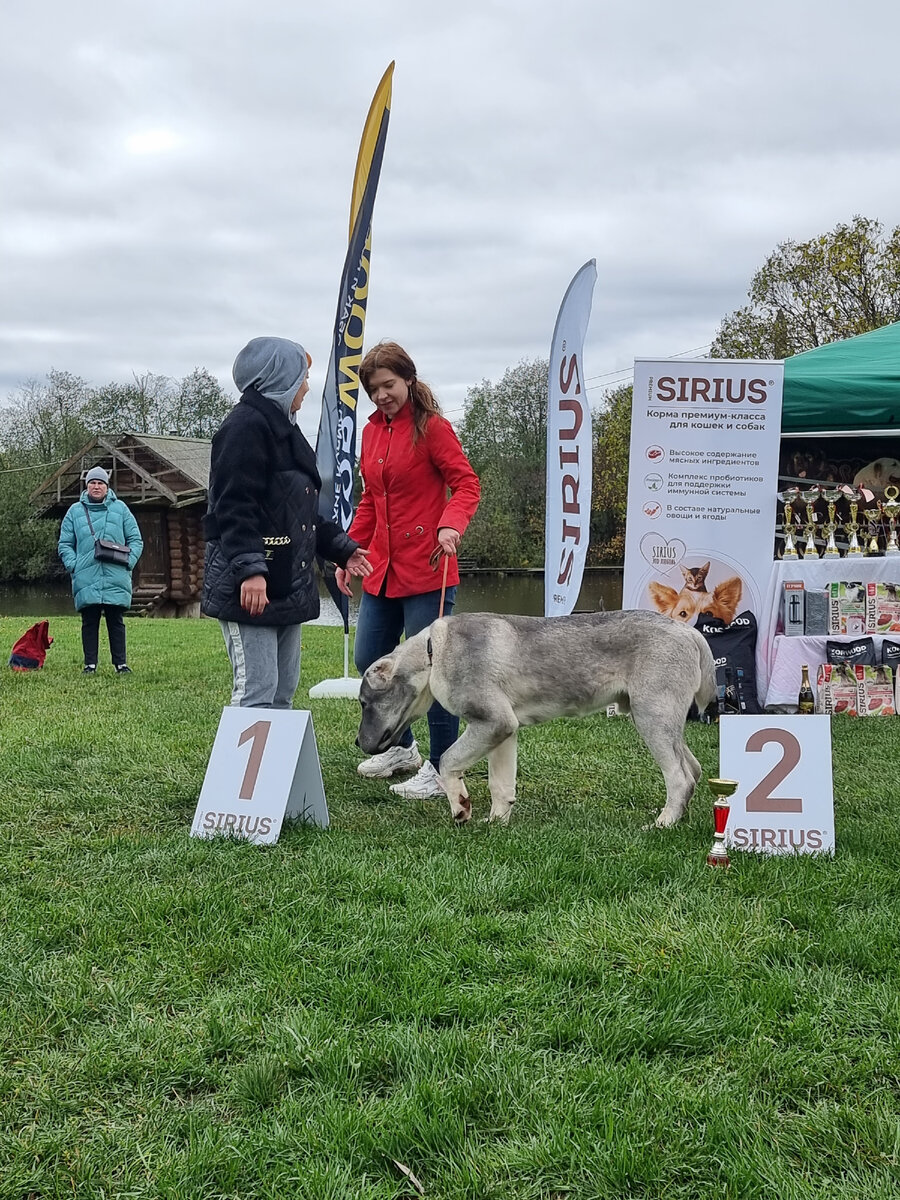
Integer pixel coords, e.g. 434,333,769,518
711,215,900,359
84,368,232,438
590,383,632,564
457,358,549,567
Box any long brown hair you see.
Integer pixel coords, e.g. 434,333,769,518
359,341,441,442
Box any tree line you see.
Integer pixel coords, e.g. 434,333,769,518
3,214,898,582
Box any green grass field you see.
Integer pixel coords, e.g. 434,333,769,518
2,615,900,1199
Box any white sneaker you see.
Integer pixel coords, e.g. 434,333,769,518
389,760,447,799
357,742,422,779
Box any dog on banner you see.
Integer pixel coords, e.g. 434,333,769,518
357,610,715,827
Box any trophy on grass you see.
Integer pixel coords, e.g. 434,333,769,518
800,485,822,559
821,486,844,559
842,486,864,557
777,486,802,560
707,778,737,868
864,503,883,556
883,486,900,557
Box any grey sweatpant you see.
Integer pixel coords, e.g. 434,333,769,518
219,621,302,709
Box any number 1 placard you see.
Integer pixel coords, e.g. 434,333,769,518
719,714,835,855
191,708,329,844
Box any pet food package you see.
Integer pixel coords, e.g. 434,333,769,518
827,582,867,635
781,581,805,636
882,640,900,671
825,637,876,667
804,589,829,636
865,583,900,634
696,609,761,714
815,663,859,716
857,666,896,717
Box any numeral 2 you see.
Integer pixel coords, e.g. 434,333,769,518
744,728,802,813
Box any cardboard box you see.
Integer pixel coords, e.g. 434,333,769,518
782,580,805,636
816,663,859,716
865,582,900,634
827,582,867,636
804,589,829,636
817,663,896,716
857,665,896,716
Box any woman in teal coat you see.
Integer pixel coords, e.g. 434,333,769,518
58,466,144,673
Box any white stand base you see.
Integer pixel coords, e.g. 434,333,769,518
309,676,361,699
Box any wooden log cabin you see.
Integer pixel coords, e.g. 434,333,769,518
31,433,211,616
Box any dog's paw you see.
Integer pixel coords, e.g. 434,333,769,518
451,799,472,824
651,810,680,829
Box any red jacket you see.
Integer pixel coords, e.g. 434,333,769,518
349,404,480,597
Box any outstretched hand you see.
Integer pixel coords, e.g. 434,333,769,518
336,547,372,596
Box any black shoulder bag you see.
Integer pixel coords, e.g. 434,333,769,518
82,504,132,567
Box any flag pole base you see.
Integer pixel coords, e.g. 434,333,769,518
309,676,361,699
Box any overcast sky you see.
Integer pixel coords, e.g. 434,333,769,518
3,0,900,443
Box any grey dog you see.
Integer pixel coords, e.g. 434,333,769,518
357,610,716,826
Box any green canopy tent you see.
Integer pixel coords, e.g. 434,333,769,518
782,320,900,433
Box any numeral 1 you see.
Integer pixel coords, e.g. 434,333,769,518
237,720,271,800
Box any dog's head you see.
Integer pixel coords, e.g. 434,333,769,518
648,582,703,623
357,642,434,755
648,575,743,626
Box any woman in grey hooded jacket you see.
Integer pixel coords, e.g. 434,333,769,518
202,337,371,708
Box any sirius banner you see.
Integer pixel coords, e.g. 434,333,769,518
544,259,597,617
315,62,394,558
622,358,784,637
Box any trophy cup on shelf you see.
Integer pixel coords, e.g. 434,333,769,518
821,485,844,559
883,486,900,557
843,486,864,556
707,778,737,868
864,503,883,556
800,486,822,559
777,486,802,560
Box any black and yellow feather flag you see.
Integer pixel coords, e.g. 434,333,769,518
316,63,394,547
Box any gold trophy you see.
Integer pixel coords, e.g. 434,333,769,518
864,504,883,556
777,487,801,559
883,486,900,557
821,485,843,559
707,778,737,868
843,486,864,556
800,485,821,559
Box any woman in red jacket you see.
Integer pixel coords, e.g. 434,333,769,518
336,341,480,799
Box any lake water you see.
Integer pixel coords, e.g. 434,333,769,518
0,570,623,625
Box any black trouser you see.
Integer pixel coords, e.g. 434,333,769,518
81,604,127,667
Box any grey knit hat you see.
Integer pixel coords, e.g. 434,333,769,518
232,336,311,420
85,466,109,484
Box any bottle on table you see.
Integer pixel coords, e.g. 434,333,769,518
797,663,815,714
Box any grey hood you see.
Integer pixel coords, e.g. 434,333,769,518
232,336,310,421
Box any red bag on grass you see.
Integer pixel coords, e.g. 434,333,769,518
9,620,53,670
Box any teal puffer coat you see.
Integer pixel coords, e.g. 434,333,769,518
58,489,144,611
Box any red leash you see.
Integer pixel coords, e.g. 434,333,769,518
438,554,450,618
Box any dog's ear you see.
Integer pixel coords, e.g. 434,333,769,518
368,656,396,686
648,582,678,614
710,575,743,625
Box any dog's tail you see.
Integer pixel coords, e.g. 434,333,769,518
689,627,717,714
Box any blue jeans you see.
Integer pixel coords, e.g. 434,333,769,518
354,586,458,765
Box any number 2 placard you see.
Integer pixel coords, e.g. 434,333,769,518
191,708,329,844
719,715,835,855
